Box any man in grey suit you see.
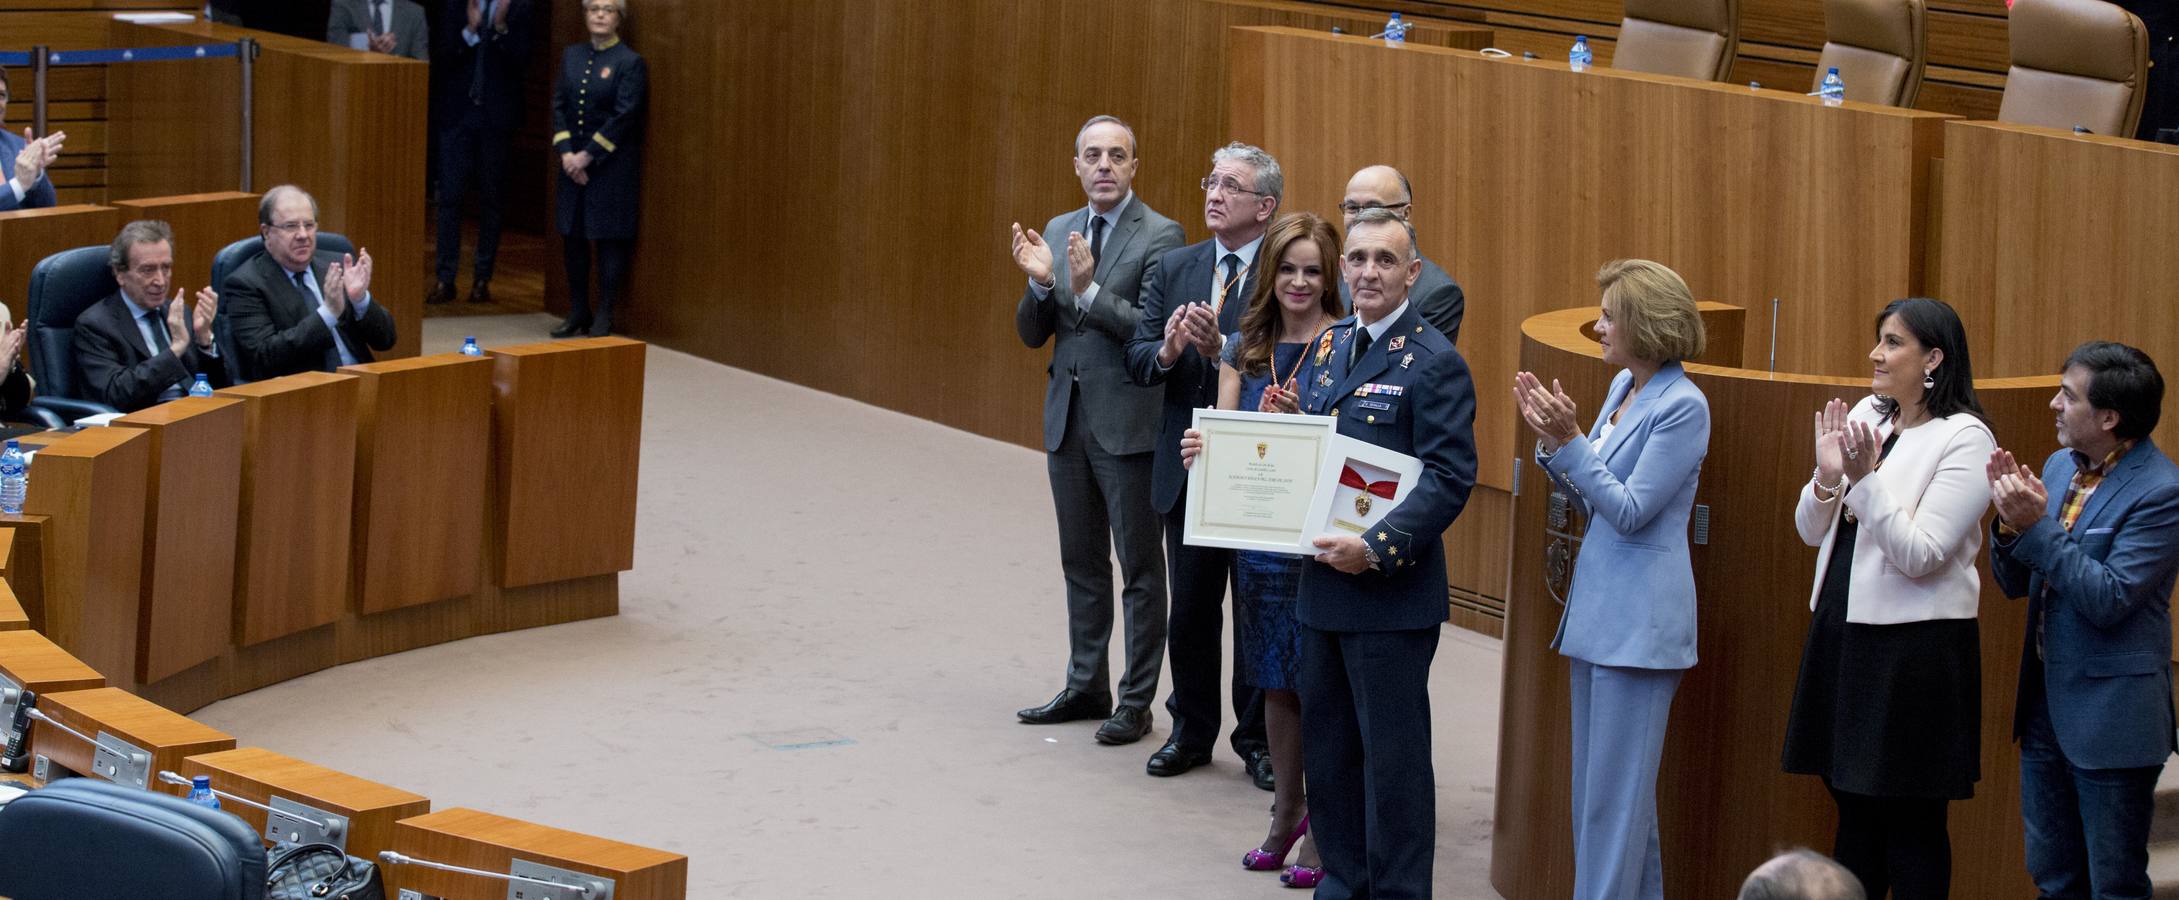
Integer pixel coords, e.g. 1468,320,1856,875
329,0,430,60
1009,115,1185,745
1338,165,1465,343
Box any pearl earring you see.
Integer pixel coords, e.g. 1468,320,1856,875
1922,370,1936,390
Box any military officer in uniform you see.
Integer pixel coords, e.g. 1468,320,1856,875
1194,207,1476,898
550,0,647,338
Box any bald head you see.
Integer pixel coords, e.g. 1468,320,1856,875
1342,165,1414,231
1738,850,1865,900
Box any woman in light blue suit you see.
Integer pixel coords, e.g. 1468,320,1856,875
1515,259,1711,900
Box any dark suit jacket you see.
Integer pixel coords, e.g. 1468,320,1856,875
1016,196,1184,457
72,293,228,412
0,130,56,213
434,0,534,132
329,0,430,60
1992,439,2179,769
1124,238,1254,513
1340,252,1463,344
222,251,398,380
1291,303,1477,632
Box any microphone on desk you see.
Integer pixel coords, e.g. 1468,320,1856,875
1,690,35,773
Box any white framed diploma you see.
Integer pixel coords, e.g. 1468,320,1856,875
1183,409,1339,553
1303,433,1422,541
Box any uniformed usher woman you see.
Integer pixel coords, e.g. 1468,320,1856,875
550,0,647,337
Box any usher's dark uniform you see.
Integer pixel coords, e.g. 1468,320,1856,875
550,36,647,336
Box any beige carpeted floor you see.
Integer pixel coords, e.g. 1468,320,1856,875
192,314,1510,899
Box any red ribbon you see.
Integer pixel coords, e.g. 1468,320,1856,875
1339,466,1398,499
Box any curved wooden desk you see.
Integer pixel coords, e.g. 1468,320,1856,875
8,339,646,714
1493,308,2058,898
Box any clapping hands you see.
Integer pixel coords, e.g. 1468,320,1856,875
1815,398,1880,484
1987,448,2048,532
1513,371,1581,450
12,128,64,188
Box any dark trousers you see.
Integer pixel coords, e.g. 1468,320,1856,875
434,116,514,285
562,235,633,324
1300,624,1440,900
1160,502,1265,754
1828,784,1951,900
1047,390,1166,708
2020,683,2162,900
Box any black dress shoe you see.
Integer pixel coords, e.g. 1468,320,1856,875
549,318,591,339
1246,747,1276,791
1094,706,1152,745
467,282,492,304
1145,739,1212,777
1017,689,1112,725
587,313,613,337
425,282,456,305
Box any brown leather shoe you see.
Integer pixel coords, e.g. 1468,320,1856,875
425,282,455,305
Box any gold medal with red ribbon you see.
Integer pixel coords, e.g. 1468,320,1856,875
1340,465,1398,516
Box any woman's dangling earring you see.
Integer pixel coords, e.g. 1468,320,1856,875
1922,369,1936,390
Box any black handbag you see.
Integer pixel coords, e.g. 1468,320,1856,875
265,841,385,900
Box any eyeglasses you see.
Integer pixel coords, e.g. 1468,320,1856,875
1340,201,1411,216
269,220,318,235
1201,175,1268,199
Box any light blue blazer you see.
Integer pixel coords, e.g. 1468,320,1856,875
1538,363,1710,670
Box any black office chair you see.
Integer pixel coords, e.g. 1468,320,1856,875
0,777,268,900
211,232,356,386
23,245,124,426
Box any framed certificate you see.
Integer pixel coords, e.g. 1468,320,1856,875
1303,433,1422,540
1182,409,1339,554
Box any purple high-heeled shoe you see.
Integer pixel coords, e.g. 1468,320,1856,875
1243,814,1311,871
1281,863,1324,889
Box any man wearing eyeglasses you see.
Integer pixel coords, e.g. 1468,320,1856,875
0,70,64,213
1008,115,1186,747
1124,141,1282,783
1339,165,1464,344
223,185,398,379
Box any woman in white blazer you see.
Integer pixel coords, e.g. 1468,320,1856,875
1781,298,1994,900
1516,260,1710,900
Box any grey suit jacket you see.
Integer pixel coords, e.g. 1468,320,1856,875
1015,196,1184,456
1340,252,1464,344
329,0,429,61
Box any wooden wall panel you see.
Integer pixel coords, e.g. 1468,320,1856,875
0,203,118,309
217,372,358,648
1939,121,2179,455
345,354,492,615
22,426,149,684
115,397,243,685
491,338,643,589
1231,27,1951,496
586,0,1487,449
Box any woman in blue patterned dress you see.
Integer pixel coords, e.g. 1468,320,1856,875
1215,212,1344,888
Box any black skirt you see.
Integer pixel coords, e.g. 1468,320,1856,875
1781,516,1982,800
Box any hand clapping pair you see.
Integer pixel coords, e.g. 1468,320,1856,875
162,287,219,357
12,128,65,189
318,250,375,318
1813,398,1881,487
1513,371,1582,451
1007,223,1095,297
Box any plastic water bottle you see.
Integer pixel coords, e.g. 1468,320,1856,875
0,441,26,515
188,775,220,810
460,336,483,356
1820,67,1845,107
1570,35,1593,72
187,373,213,397
1382,12,1404,46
